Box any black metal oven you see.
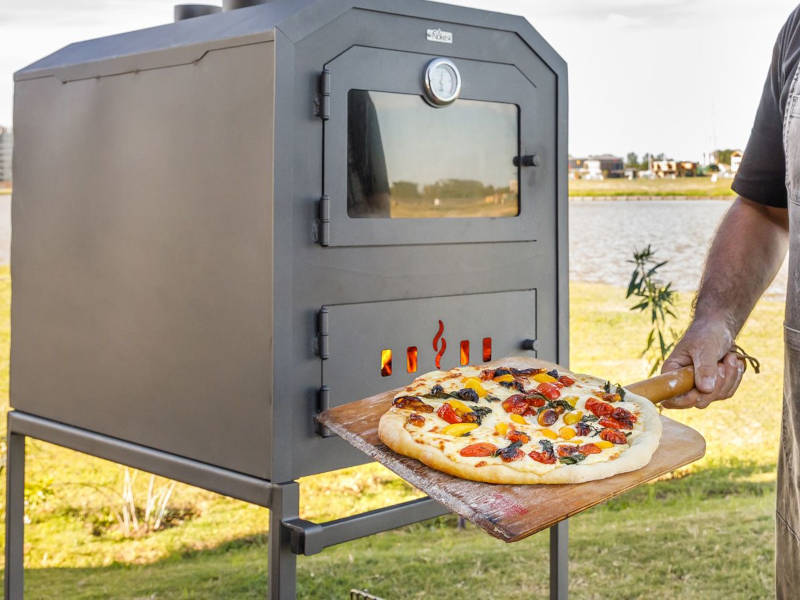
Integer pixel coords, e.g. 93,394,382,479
7,1,568,597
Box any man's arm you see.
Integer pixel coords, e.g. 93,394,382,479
661,196,789,409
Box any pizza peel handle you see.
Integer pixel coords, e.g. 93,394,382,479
626,366,695,405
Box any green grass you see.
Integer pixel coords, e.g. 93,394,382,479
569,176,737,198
0,271,785,598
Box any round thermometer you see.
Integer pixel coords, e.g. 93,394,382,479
423,58,461,106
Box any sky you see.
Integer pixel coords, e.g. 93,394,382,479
0,0,797,161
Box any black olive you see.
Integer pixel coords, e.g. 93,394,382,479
493,368,512,377
430,384,444,395
546,369,559,379
456,388,480,403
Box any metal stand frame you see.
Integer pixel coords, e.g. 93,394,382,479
4,411,569,599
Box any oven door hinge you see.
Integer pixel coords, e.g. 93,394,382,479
316,385,333,437
314,194,330,246
315,306,329,359
317,67,331,120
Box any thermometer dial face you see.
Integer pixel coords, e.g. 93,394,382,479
423,58,461,106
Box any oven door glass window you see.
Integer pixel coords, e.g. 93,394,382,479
347,90,519,219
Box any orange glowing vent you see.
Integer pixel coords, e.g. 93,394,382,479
482,337,492,362
406,347,418,373
380,349,392,377
460,340,469,366
432,320,446,369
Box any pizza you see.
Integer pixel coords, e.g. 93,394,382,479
377,360,662,484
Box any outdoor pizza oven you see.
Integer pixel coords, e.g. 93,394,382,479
7,0,567,596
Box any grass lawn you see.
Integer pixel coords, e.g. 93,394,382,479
569,176,737,198
0,268,785,598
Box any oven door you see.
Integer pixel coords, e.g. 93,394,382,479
321,46,548,247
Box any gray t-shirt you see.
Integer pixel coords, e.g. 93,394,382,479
733,7,800,208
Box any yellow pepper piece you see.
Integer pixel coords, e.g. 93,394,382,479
563,410,583,425
564,396,579,408
446,398,472,415
441,422,479,437
568,439,584,445
510,414,527,425
596,440,614,449
494,374,515,383
539,428,557,440
495,422,510,436
533,373,558,383
559,426,576,440
464,377,488,397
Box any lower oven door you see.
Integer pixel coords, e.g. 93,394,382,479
321,46,554,246
319,289,537,410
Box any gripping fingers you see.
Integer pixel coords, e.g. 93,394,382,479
694,353,745,409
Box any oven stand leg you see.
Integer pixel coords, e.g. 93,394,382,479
269,481,300,600
549,519,568,600
5,429,26,600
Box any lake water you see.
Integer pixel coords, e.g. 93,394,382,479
0,196,788,298
569,198,789,299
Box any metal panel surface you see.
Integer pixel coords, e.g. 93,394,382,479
321,290,536,409
11,41,276,478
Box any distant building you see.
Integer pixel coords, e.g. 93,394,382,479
568,154,624,179
652,159,698,178
730,150,743,174
0,126,12,184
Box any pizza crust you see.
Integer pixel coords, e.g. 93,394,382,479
378,363,662,485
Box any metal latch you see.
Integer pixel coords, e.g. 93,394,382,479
513,154,539,167
317,67,331,120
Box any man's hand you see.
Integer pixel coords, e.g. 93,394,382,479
660,197,787,410
661,321,745,409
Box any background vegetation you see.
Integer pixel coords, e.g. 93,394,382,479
569,176,737,198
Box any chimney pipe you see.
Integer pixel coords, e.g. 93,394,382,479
223,0,269,10
174,4,221,21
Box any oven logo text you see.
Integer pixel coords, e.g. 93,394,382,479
426,28,453,44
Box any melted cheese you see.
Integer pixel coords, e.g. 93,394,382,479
398,366,643,474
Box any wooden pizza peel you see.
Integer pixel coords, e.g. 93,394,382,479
316,357,704,543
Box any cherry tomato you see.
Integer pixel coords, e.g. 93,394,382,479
393,396,434,412
502,394,529,415
500,448,524,462
525,394,547,408
600,428,628,445
506,430,531,444
436,403,462,424
612,406,637,423
529,450,557,464
579,443,602,455
407,414,426,427
585,397,614,418
536,382,561,400
537,408,559,427
459,442,498,457
557,445,579,457
558,375,576,387
598,416,627,430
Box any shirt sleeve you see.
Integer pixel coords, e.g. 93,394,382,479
732,13,798,208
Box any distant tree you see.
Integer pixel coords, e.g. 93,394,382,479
391,180,421,199
641,153,652,170
625,152,639,168
714,148,736,166
654,152,666,161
